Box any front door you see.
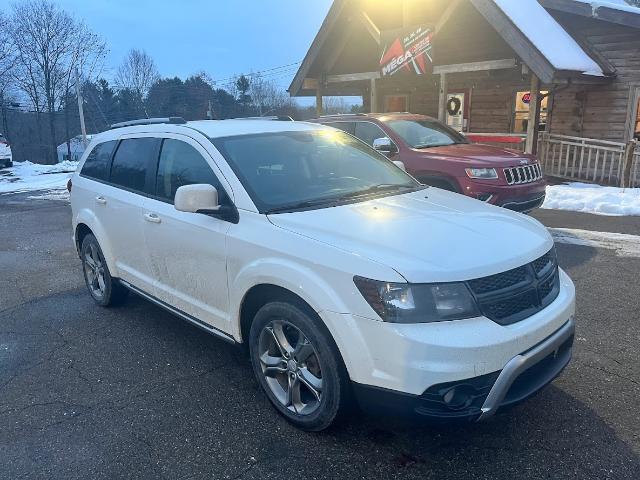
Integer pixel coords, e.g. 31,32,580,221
142,135,232,331
385,95,408,113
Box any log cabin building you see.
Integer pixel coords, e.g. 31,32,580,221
289,0,640,186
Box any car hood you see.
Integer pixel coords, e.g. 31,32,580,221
414,143,536,168
267,188,552,283
0,143,10,156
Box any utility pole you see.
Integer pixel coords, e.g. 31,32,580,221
75,69,88,147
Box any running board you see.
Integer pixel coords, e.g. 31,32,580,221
119,280,236,344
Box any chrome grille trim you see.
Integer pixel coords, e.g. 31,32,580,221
504,164,543,185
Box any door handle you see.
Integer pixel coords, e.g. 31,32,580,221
144,212,161,224
95,196,107,205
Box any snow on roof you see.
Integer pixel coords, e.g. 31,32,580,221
577,0,640,14
495,0,604,76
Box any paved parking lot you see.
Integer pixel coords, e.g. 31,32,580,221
1,192,639,479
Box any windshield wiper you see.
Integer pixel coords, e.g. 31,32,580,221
413,143,455,149
264,198,338,214
332,184,417,201
264,185,417,214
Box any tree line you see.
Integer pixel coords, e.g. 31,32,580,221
0,0,360,164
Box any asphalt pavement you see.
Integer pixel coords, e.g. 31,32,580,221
1,192,639,479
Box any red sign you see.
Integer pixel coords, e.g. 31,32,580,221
521,92,532,104
380,25,433,77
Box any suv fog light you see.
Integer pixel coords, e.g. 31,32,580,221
442,385,477,410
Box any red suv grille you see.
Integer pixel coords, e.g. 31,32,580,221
504,164,542,185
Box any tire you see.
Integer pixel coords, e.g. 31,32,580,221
80,234,128,307
249,301,349,431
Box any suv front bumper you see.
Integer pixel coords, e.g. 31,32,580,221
320,269,575,420
352,317,574,421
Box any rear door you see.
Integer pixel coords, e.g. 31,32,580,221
141,134,232,331
100,135,160,293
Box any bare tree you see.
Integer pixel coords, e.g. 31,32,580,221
0,11,16,139
115,49,159,115
9,0,106,163
249,74,294,116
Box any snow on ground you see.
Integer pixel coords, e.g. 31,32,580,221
0,161,77,199
542,182,640,216
550,228,640,258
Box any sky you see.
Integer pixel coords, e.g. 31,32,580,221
0,0,338,105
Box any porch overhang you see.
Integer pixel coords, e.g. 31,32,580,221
288,0,613,98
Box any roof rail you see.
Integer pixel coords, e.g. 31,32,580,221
110,117,187,129
233,115,294,122
318,113,367,118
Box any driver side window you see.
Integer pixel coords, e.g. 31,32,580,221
354,122,388,147
155,139,227,204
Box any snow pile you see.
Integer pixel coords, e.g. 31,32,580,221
494,0,603,75
0,160,77,195
542,182,640,216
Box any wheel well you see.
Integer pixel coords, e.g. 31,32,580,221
417,175,460,193
239,284,317,345
75,223,93,254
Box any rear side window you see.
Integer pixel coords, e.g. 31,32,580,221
80,141,117,181
155,139,226,204
354,122,388,146
110,138,158,193
324,122,354,135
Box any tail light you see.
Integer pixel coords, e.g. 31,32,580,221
66,178,72,192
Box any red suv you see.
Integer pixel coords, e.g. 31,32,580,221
312,113,546,213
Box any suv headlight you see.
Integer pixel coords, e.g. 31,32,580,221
353,276,480,323
465,167,498,179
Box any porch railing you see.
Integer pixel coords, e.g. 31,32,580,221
537,133,639,188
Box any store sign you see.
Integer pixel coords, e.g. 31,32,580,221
380,25,434,77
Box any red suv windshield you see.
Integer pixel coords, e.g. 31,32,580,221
384,119,468,149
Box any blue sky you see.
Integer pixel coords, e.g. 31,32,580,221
9,0,336,104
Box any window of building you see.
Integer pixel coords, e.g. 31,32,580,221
109,138,159,193
80,140,117,181
513,91,549,133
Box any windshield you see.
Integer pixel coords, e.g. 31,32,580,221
213,129,422,213
384,119,468,149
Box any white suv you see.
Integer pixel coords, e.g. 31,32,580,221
70,117,575,431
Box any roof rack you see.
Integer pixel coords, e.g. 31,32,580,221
110,117,187,129
318,113,367,118
233,115,294,122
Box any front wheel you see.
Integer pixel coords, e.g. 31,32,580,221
249,301,349,431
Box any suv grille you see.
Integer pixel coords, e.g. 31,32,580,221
467,247,560,325
504,164,542,185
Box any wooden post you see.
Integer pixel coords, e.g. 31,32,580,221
621,140,637,188
526,73,541,155
316,85,323,117
438,73,447,122
370,78,378,113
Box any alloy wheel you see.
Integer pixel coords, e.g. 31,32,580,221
258,319,323,415
83,243,106,300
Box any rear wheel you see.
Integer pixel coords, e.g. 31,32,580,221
80,234,128,307
249,301,349,431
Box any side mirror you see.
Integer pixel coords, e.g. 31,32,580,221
175,184,220,214
373,137,398,154
393,160,406,172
